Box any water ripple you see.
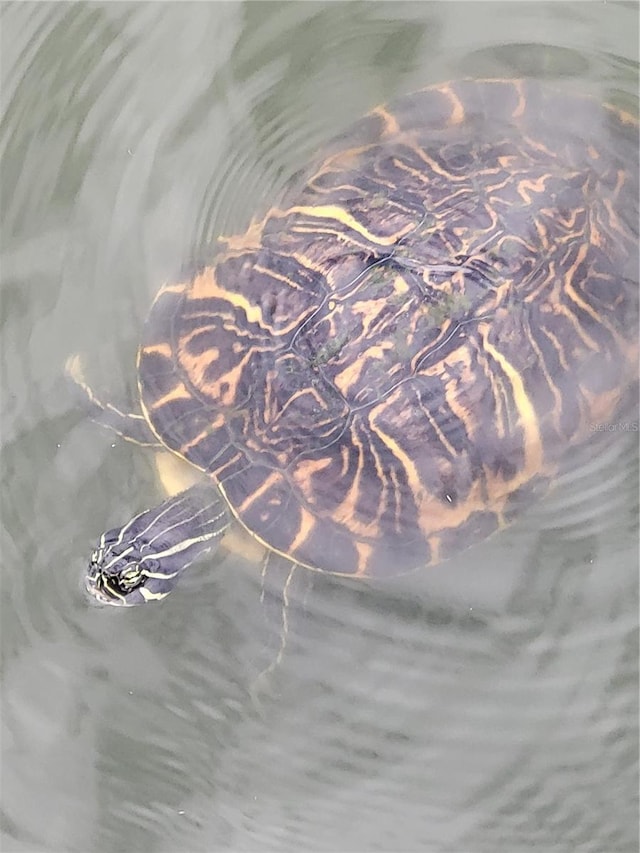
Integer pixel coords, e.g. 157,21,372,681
2,3,638,852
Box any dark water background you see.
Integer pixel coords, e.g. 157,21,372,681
1,3,638,851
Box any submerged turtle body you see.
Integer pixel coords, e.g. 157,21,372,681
80,78,638,606
137,79,638,581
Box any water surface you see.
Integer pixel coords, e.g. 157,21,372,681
1,3,638,851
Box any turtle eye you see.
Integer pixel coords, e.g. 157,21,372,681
118,564,144,591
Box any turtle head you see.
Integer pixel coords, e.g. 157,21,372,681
84,485,229,606
85,533,175,606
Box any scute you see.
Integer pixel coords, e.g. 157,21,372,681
138,79,638,577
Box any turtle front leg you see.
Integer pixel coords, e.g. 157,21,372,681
249,552,316,703
66,354,162,447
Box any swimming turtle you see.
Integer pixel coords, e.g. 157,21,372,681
74,78,638,609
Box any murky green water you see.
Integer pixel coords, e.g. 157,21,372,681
1,3,638,851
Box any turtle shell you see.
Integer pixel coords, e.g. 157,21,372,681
138,79,639,578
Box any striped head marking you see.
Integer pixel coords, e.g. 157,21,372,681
85,534,172,606
84,485,229,606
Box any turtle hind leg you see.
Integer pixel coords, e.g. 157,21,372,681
65,354,162,447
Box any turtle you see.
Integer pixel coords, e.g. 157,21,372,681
74,78,638,612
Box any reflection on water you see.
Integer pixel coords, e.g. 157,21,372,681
1,2,638,851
